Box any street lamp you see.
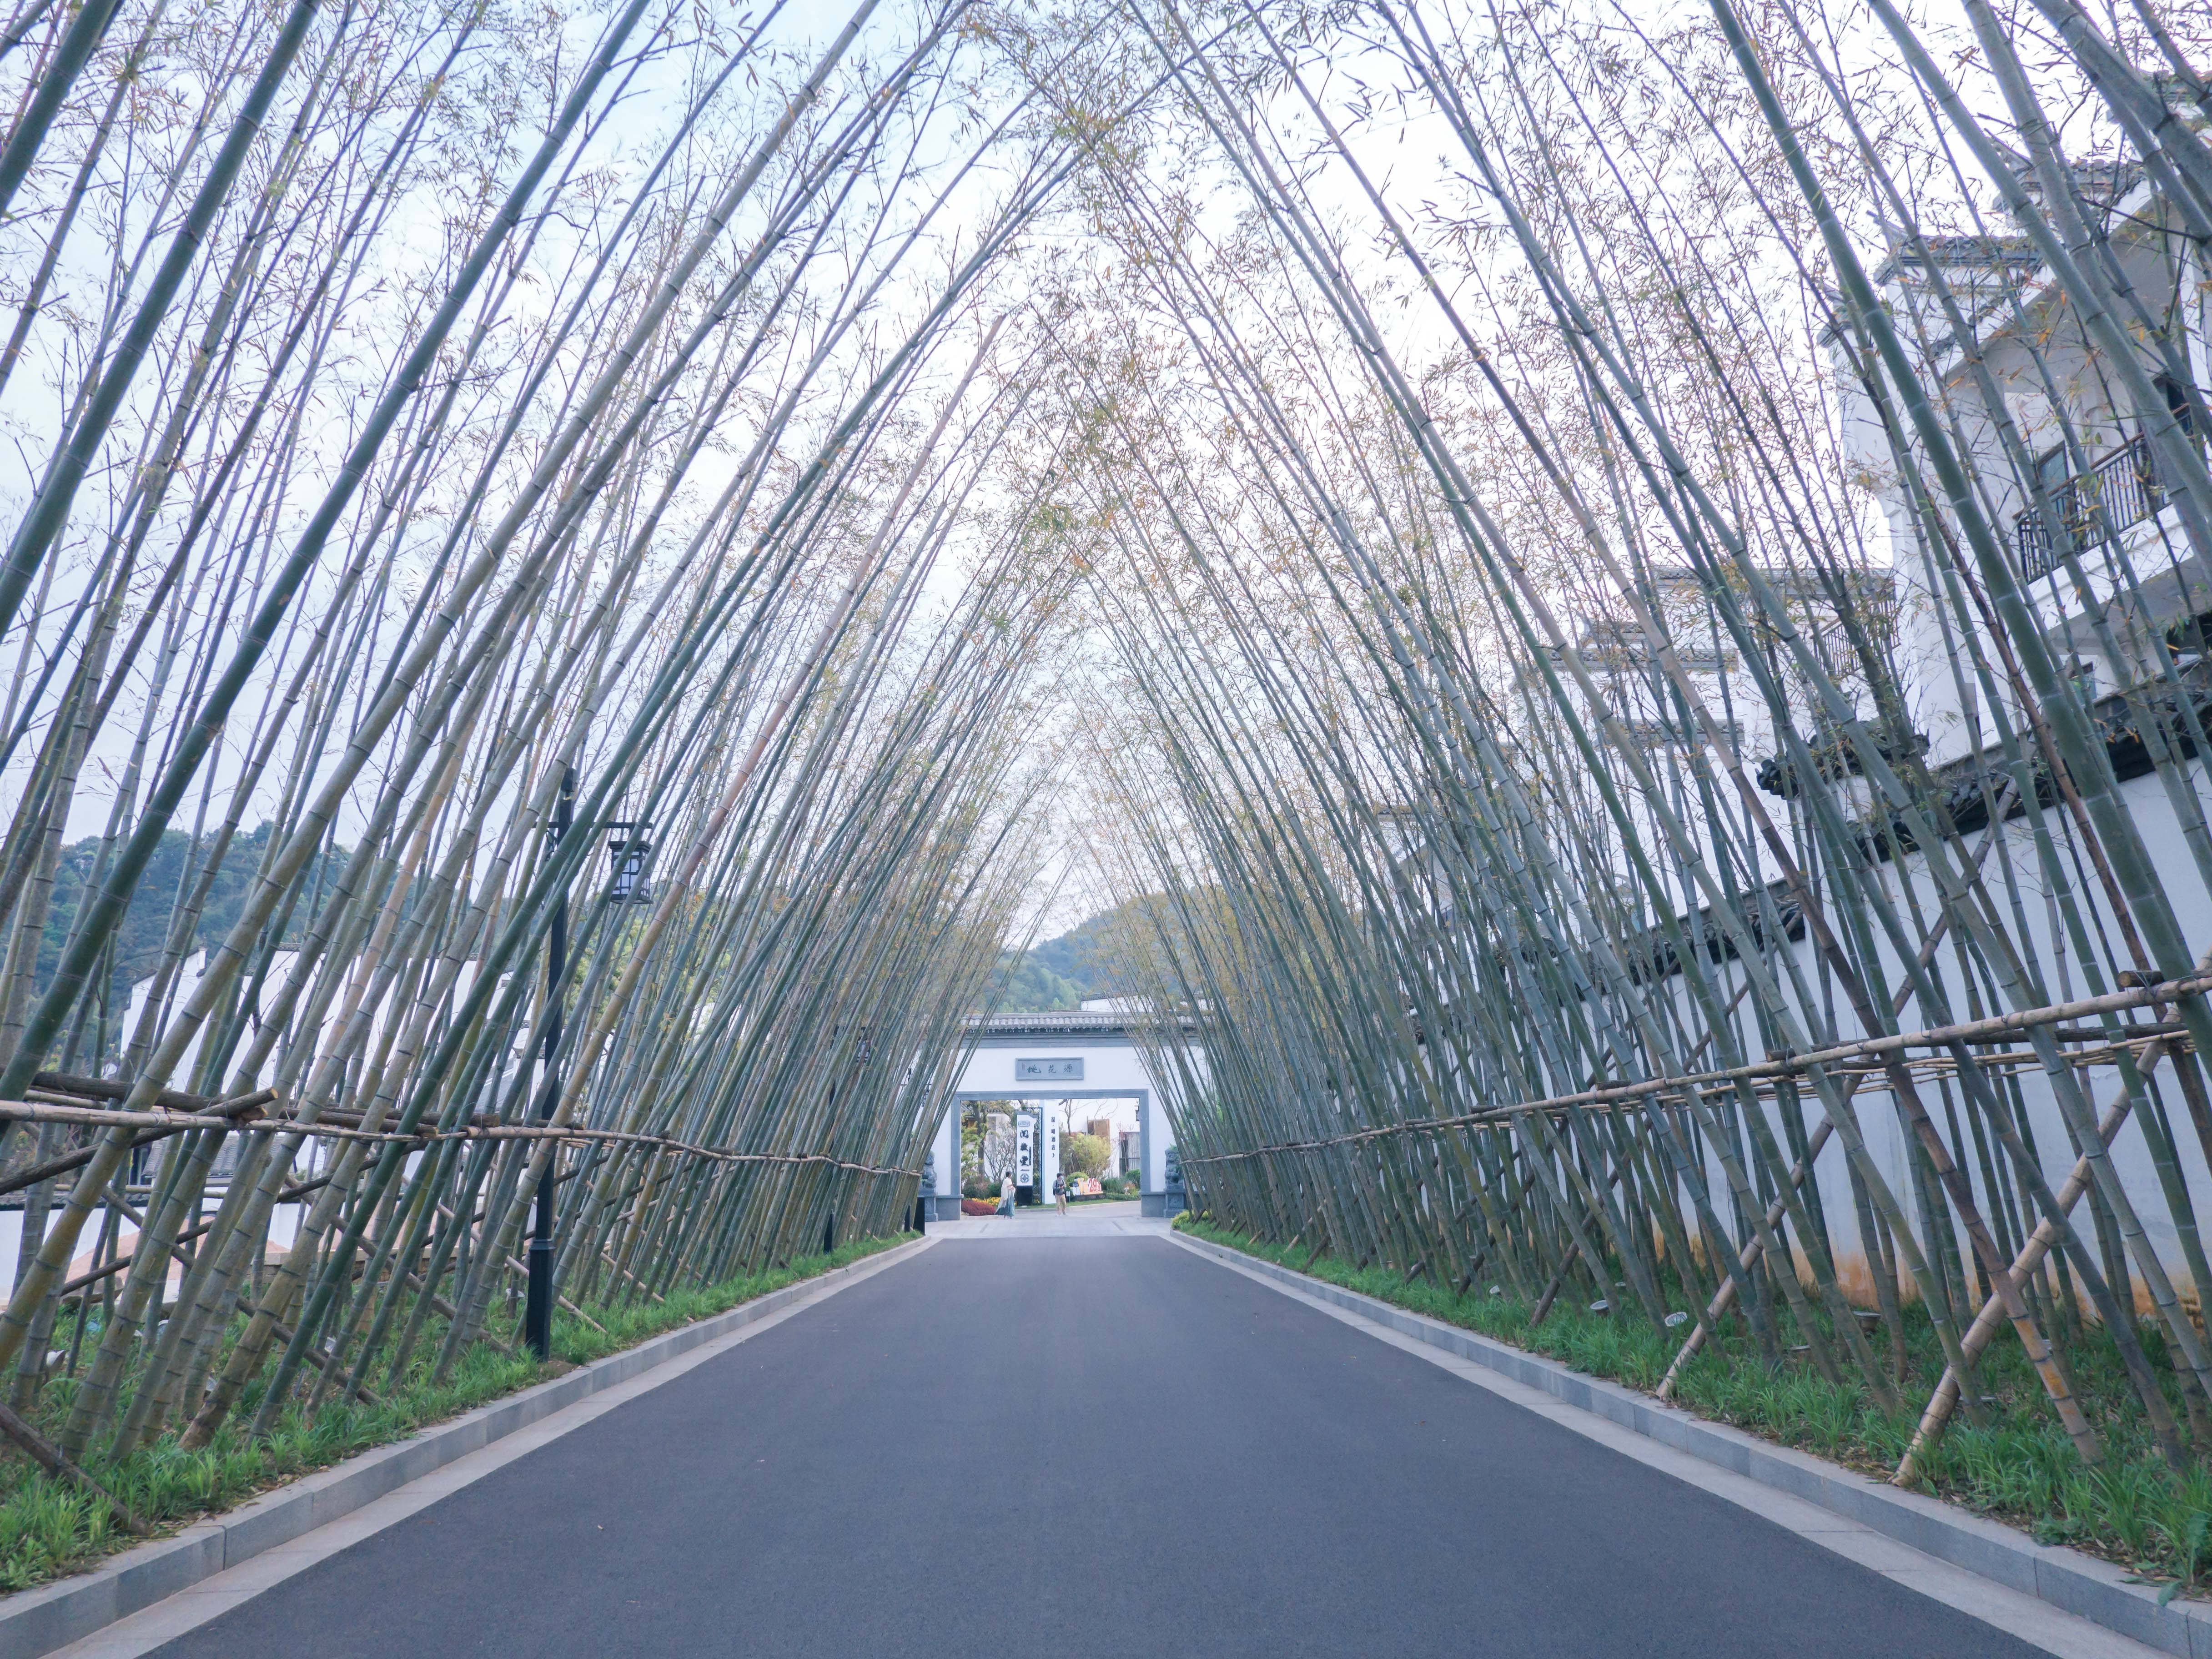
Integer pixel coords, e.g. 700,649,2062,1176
524,767,574,1361
525,798,654,1362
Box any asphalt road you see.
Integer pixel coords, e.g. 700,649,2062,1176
151,1235,2043,1657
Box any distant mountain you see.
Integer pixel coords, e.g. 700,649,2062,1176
988,950,1082,1013
1026,913,1111,1000
994,896,1168,1011
32,824,349,1011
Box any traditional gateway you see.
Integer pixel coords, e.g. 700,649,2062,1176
925,1010,1195,1220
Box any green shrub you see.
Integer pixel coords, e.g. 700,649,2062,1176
1062,1133,1110,1179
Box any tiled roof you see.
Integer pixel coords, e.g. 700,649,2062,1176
965,1010,1196,1037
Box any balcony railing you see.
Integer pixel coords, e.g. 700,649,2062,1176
2015,432,2169,582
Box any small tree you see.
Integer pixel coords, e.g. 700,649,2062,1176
1061,1132,1109,1179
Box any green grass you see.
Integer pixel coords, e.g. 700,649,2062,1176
0,1231,913,1594
1177,1215,2212,1594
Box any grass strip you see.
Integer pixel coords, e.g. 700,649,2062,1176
0,1231,914,1594
1176,1216,2212,1595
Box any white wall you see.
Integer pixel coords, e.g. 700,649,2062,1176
1632,760,2212,1308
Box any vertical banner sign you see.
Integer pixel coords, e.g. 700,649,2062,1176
1016,1116,1036,1186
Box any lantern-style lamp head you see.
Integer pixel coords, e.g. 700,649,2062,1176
604,821,652,903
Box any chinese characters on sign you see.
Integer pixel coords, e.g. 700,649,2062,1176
1015,1057,1084,1081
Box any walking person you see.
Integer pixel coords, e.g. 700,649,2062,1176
1053,1171,1067,1214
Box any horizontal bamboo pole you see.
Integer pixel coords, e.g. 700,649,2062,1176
0,1101,918,1179
31,1072,268,1114
1178,969,2212,1163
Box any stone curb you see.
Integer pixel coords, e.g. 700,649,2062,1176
1171,1231,2212,1659
0,1234,934,1659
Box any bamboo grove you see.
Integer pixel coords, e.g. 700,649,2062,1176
1039,0,2212,1494
5,0,2212,1543
0,0,1098,1484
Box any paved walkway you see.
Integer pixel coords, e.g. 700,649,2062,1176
75,1232,2142,1657
926,1197,1167,1238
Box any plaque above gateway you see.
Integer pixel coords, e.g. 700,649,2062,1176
1015,1056,1084,1081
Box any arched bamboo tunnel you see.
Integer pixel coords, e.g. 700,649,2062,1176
0,0,2208,1583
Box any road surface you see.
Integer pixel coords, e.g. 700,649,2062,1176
129,1216,2053,1657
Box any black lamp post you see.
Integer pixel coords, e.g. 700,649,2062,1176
525,792,654,1361
524,766,574,1362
